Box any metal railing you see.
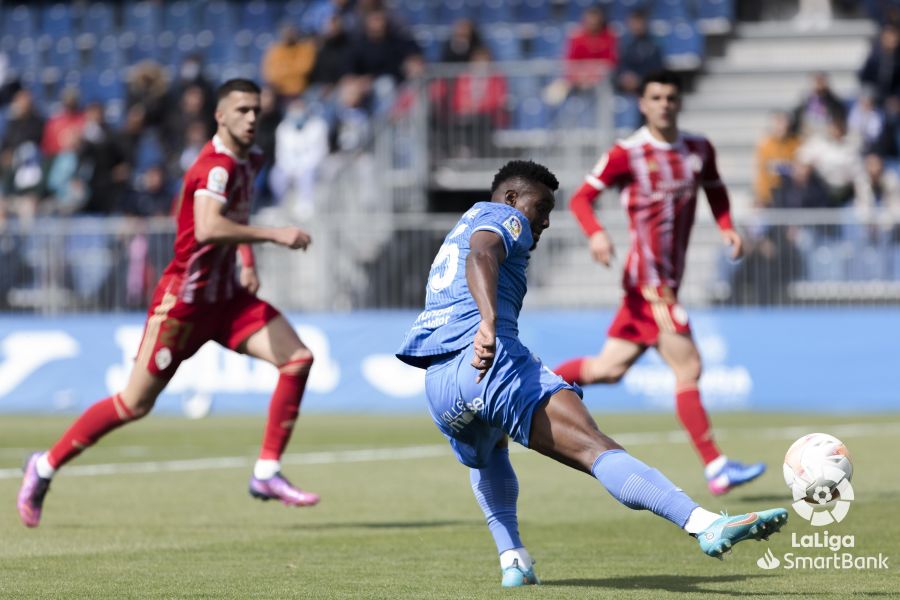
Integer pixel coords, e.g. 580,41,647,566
1,208,898,314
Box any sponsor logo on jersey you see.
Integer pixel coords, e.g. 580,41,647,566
207,166,229,195
503,216,522,241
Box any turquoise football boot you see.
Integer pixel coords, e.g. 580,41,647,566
698,508,789,558
501,559,539,587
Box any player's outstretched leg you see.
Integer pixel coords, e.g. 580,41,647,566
469,445,538,587
529,389,787,559
17,390,147,528
242,316,319,507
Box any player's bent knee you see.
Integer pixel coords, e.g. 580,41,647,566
118,394,156,420
280,348,314,375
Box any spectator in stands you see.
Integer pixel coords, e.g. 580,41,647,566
859,25,900,103
755,111,802,207
79,102,129,215
124,164,171,217
253,87,284,210
0,51,21,106
262,23,318,98
854,152,900,223
349,9,419,85
793,0,832,31
304,0,359,36
125,60,169,128
792,71,846,136
163,84,211,156
168,54,216,124
616,9,664,95
41,88,86,158
442,18,483,63
797,117,862,206
1,90,44,155
564,6,618,91
44,128,85,215
270,98,330,220
847,88,884,153
331,77,373,152
174,120,208,179
875,94,900,157
447,47,508,158
772,160,830,209
309,15,354,90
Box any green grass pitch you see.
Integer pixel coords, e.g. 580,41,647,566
1,413,898,599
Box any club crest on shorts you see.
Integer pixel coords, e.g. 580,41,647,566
503,216,522,241
155,347,173,371
207,166,229,195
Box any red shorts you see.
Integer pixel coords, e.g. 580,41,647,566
607,285,691,347
135,282,281,378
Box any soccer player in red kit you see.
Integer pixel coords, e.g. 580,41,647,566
18,79,319,528
554,71,765,495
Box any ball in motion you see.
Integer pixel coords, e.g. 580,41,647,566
783,433,853,505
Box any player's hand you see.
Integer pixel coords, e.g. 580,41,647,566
721,228,744,260
272,227,311,250
240,266,260,294
471,320,497,383
589,230,615,267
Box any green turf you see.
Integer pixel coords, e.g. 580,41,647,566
1,413,898,599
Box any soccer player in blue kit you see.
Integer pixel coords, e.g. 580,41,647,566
397,160,788,587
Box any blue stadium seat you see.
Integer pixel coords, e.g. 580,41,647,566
566,0,599,23
517,0,552,24
203,1,237,37
653,0,691,22
393,0,433,27
41,3,75,38
3,5,38,39
124,1,163,36
697,0,735,34
484,26,522,61
480,0,515,24
81,3,115,37
660,19,704,71
80,68,124,104
92,35,123,70
282,0,309,24
241,0,278,33
11,37,40,74
438,0,474,25
531,25,565,58
509,76,547,129
130,33,159,63
607,0,649,26
163,1,196,36
45,36,78,70
414,29,441,62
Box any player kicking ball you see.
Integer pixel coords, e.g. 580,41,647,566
18,79,319,528
555,71,765,495
396,160,787,587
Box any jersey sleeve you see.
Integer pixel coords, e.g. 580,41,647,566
585,144,631,191
699,139,734,230
699,138,724,188
471,208,528,259
193,157,236,205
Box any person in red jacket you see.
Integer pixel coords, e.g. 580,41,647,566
554,71,766,496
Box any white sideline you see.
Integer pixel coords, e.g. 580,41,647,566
1,421,898,481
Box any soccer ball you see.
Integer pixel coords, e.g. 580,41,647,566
783,433,853,505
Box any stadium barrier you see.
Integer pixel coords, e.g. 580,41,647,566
0,309,895,415
0,209,897,314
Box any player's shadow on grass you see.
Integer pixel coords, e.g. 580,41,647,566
737,494,795,503
544,574,808,596
285,519,479,531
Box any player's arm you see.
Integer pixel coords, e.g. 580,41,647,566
700,140,743,260
238,244,259,294
570,145,630,267
193,193,311,249
466,230,507,383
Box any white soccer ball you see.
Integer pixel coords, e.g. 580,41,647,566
783,433,853,505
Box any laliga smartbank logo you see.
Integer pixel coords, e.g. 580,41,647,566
790,465,854,526
756,531,889,571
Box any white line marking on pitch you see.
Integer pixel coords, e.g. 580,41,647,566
0,421,897,480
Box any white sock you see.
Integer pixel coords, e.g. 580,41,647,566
704,455,728,479
683,507,721,534
253,459,281,480
35,452,56,480
499,547,533,570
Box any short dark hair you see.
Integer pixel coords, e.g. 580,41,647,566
491,160,559,193
639,70,682,97
216,78,261,102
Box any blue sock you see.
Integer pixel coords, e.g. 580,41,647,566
470,448,522,554
591,449,698,528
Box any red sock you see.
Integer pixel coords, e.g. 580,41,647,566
47,394,135,469
675,385,721,464
259,357,313,461
554,358,585,385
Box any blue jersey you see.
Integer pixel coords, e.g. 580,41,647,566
397,202,533,368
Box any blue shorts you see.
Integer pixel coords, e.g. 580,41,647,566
424,336,580,468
